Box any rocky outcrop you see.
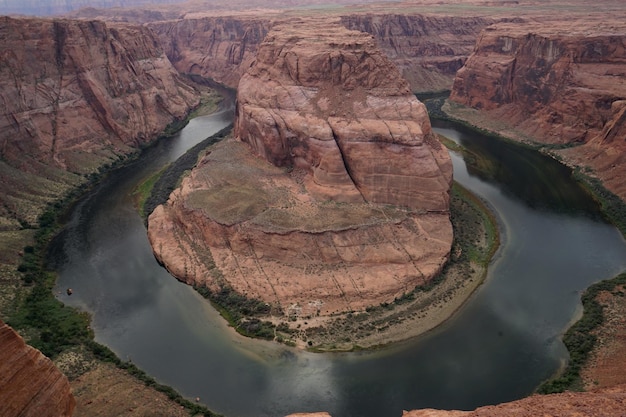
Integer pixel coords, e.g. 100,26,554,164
448,19,626,200
236,18,452,211
0,16,199,226
340,14,495,93
0,320,75,417
148,18,452,320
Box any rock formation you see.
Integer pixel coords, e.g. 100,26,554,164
0,320,75,417
404,384,626,416
448,19,626,199
148,18,452,320
149,16,271,88
340,14,495,93
0,16,199,227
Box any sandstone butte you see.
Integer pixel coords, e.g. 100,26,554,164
0,320,75,417
0,16,199,229
448,18,626,200
148,17,453,321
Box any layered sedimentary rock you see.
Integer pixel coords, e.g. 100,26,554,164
149,17,271,88
148,18,452,318
449,19,626,199
0,16,198,227
0,320,75,417
340,14,495,92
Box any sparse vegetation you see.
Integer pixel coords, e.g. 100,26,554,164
142,124,233,220
538,272,626,394
3,86,229,416
194,285,278,340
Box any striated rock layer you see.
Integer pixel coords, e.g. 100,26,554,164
148,18,453,318
236,18,452,211
0,16,199,227
149,16,271,89
449,19,626,199
0,320,75,417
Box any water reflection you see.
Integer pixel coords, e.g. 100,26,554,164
432,120,601,217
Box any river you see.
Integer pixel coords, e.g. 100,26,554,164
53,110,626,417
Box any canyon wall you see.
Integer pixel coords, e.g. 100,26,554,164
0,320,75,417
0,16,199,227
149,13,494,92
340,14,495,93
148,17,453,321
149,17,271,88
448,20,626,199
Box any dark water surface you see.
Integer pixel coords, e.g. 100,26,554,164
53,112,626,417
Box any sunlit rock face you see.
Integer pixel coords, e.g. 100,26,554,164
148,18,453,319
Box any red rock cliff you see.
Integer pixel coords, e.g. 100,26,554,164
0,16,199,226
236,17,452,211
340,14,495,92
449,19,626,199
0,320,75,417
149,16,271,88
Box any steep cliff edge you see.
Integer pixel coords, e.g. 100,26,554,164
0,320,75,417
448,20,626,199
0,16,199,227
148,18,453,340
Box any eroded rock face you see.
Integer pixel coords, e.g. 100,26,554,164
0,320,75,417
448,19,626,200
149,17,271,88
0,16,198,226
451,21,626,145
340,14,495,93
236,18,452,211
148,18,453,319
